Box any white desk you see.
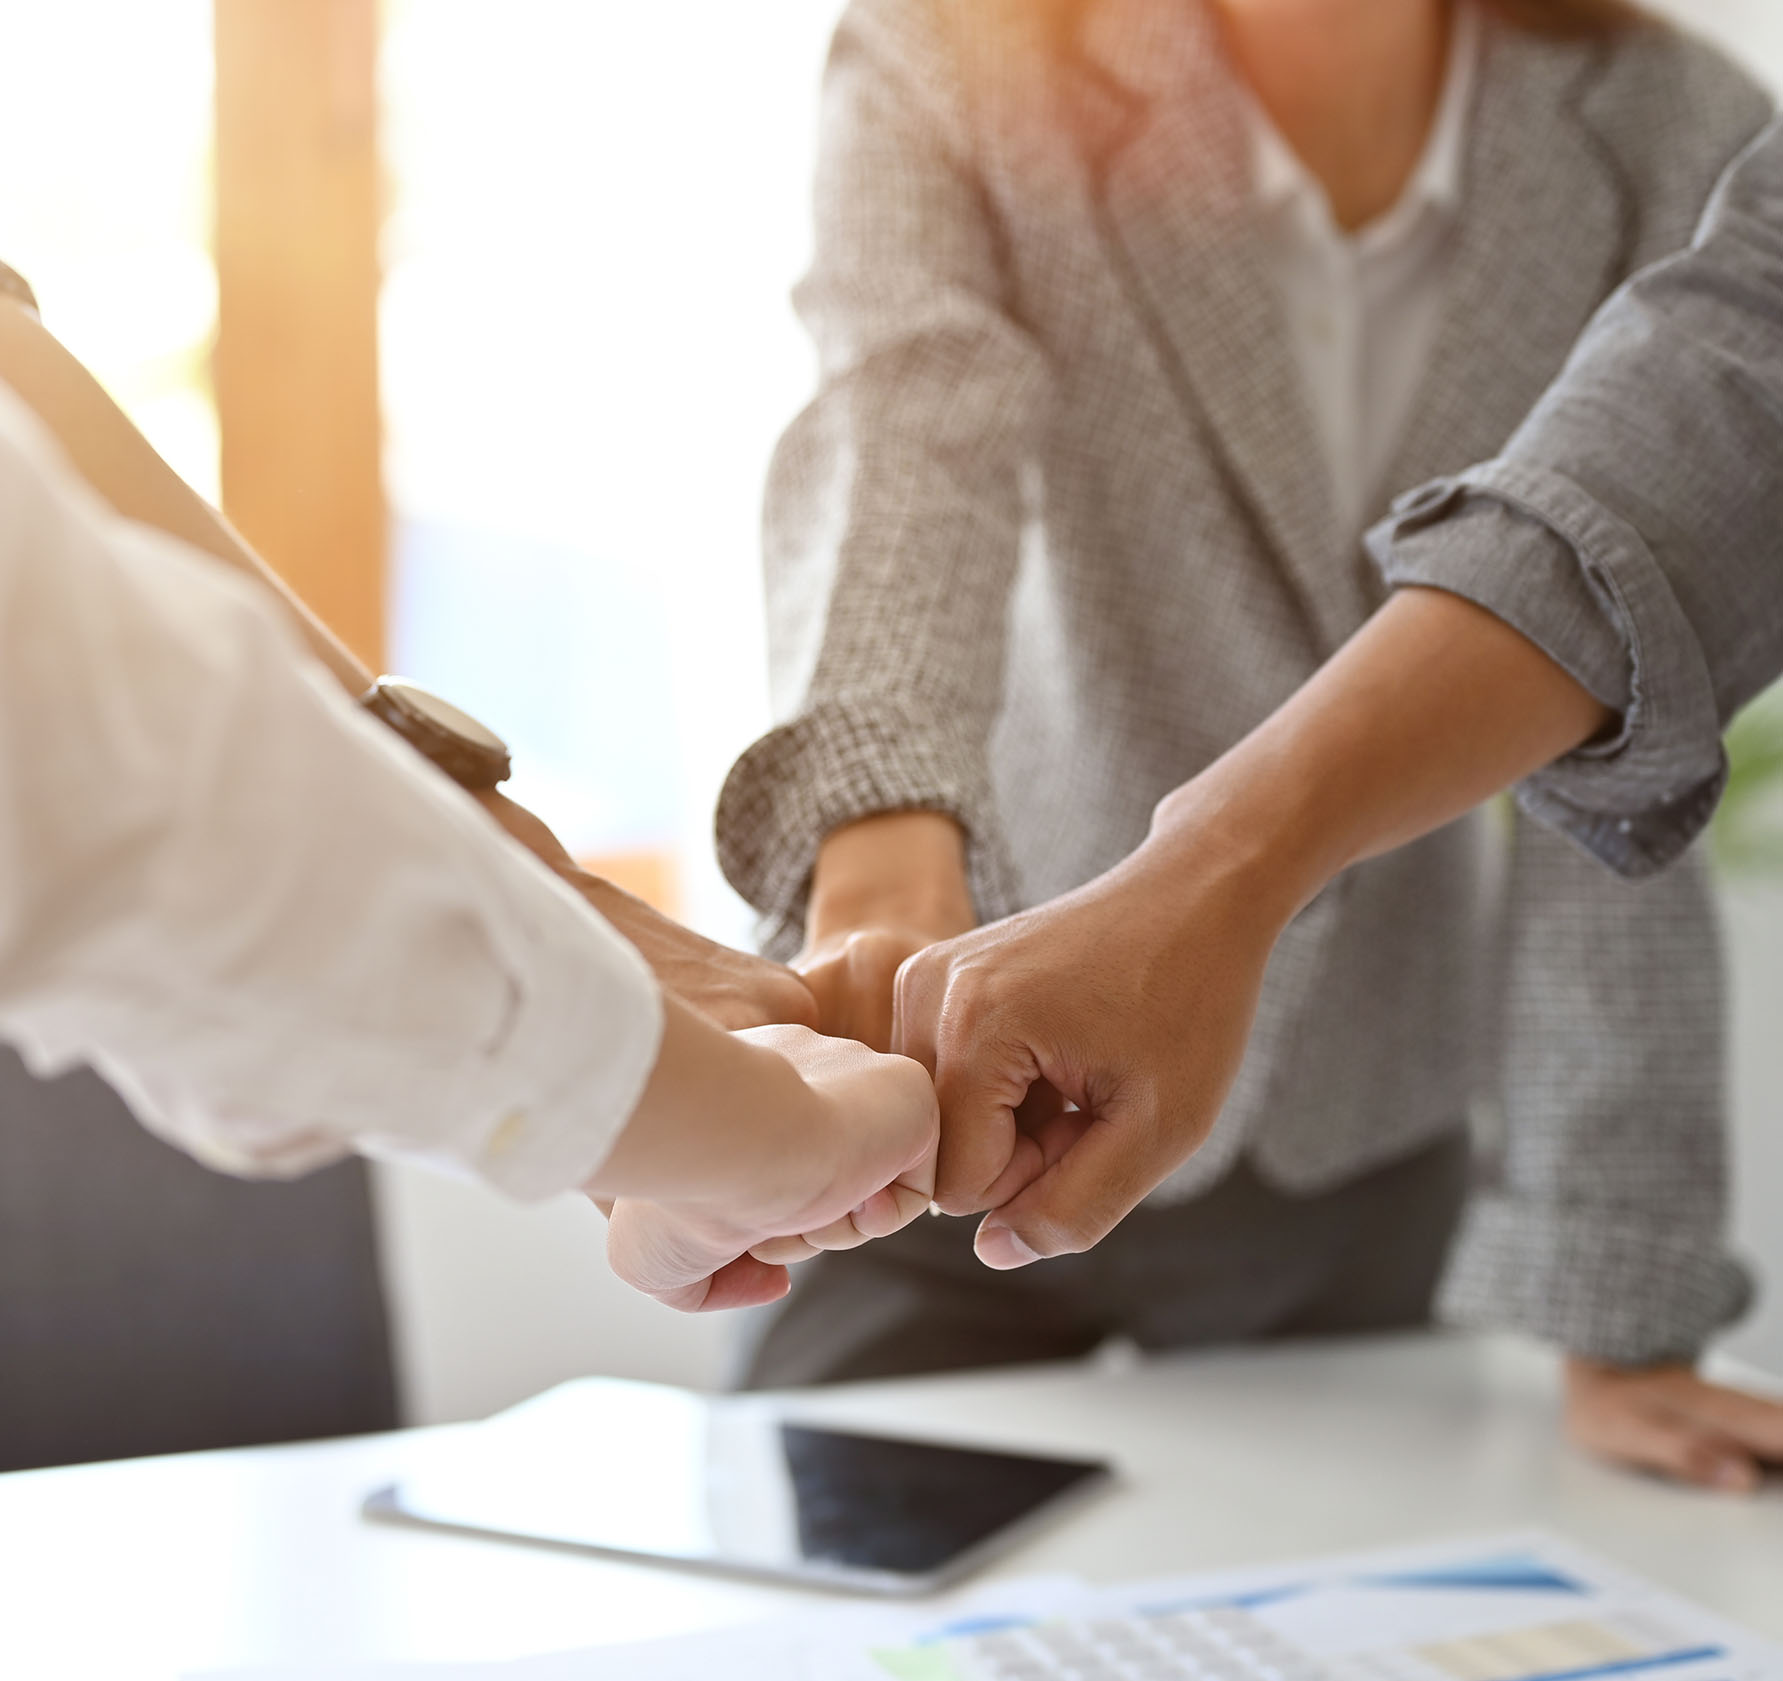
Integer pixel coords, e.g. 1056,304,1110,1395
3,1333,1779,1679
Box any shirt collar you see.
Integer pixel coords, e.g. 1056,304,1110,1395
1245,2,1480,234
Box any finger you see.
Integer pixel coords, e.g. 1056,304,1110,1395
607,1202,752,1306
921,1025,1052,1215
977,1101,1092,1212
749,1234,822,1266
695,1254,792,1313
849,1176,936,1240
794,956,853,1041
752,1164,940,1266
770,968,822,1032
1666,1380,1783,1462
972,1093,1165,1269
889,947,941,1071
931,1061,1032,1214
795,1176,936,1253
706,967,819,1033
839,938,900,1053
829,939,903,1051
1570,1395,1762,1493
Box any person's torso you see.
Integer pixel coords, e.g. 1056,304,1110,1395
925,0,1766,1188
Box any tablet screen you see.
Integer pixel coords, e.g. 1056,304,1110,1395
365,1378,1112,1594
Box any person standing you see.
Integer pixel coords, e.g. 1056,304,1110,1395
716,0,1783,1484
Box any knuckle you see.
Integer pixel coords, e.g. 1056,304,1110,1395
895,944,941,995
843,928,899,965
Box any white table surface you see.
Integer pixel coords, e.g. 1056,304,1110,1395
3,1332,1779,1679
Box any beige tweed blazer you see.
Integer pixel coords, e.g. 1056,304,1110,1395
717,0,1773,1364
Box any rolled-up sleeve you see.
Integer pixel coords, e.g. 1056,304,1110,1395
1368,117,1783,877
1373,463,1727,878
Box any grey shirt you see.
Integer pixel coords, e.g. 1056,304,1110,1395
1373,117,1783,880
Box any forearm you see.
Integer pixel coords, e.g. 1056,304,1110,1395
1363,122,1783,878
807,812,975,942
586,996,816,1211
1146,588,1610,913
0,297,372,693
0,384,662,1197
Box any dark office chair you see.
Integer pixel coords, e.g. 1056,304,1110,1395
0,1047,398,1472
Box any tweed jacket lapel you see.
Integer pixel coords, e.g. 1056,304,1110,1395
1065,1,1629,651
1372,18,1628,606
1069,0,1353,655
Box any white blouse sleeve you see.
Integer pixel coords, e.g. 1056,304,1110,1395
0,382,663,1200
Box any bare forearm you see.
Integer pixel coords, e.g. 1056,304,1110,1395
1148,588,1613,911
586,996,813,1209
808,812,974,942
0,299,372,693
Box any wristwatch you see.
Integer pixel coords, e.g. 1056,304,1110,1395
361,677,512,791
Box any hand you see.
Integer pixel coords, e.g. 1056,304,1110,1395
799,918,972,1051
798,812,976,1049
1565,1357,1783,1492
475,789,818,1031
892,802,1295,1270
604,1024,939,1312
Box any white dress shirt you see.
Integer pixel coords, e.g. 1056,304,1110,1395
0,381,663,1200
1243,3,1481,538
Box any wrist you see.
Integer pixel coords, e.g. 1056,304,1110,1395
1140,752,1343,932
592,1003,823,1220
807,812,974,945
719,1033,843,1227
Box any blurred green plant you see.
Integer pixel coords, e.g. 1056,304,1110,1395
1715,683,1783,877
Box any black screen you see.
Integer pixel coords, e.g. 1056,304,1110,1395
779,1424,1108,1573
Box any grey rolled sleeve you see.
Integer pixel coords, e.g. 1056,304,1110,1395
1373,462,1727,879
1367,116,1783,877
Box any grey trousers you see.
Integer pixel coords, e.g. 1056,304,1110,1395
737,1131,1472,1390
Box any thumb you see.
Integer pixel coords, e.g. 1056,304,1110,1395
972,1092,1168,1270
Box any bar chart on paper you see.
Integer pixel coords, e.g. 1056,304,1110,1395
837,1536,1782,1681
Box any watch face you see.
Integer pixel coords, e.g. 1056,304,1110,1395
382,680,508,753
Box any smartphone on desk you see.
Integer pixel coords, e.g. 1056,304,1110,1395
364,1377,1114,1597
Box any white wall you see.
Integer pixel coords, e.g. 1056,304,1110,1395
1652,0,1783,89
378,0,1783,1429
374,0,845,1426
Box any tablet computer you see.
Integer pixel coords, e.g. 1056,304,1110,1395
364,1377,1114,1596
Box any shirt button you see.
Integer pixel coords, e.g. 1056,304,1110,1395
488,1108,529,1156
1617,819,1634,834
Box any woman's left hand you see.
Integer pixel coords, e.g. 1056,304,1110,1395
1565,1357,1783,1491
